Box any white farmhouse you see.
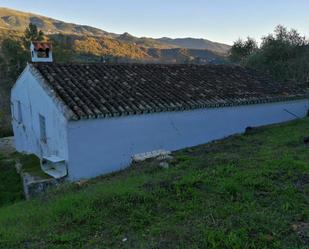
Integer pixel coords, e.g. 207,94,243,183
11,43,309,180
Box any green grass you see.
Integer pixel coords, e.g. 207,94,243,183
14,153,51,179
0,153,23,206
0,119,308,248
0,152,47,208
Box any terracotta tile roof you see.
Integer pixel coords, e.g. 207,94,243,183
32,42,52,51
30,63,308,120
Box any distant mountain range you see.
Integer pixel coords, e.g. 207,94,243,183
0,7,232,133
0,7,231,56
0,7,114,37
157,37,231,55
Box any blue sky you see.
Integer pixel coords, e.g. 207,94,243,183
1,0,309,45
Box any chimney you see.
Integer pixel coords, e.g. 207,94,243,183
30,41,53,62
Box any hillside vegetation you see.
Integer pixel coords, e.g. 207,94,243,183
157,37,231,55
0,7,230,55
229,25,309,86
0,7,114,37
0,6,228,135
0,119,308,248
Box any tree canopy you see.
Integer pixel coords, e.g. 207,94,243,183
229,37,258,63
22,23,45,48
0,23,45,134
230,25,309,85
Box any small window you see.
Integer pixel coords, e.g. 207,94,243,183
17,101,23,124
39,114,47,143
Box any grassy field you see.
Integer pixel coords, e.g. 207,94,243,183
0,151,44,207
0,119,308,248
0,153,23,206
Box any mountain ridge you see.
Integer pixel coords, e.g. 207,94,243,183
157,37,231,55
0,7,230,134
0,7,230,54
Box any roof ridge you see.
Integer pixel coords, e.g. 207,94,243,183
30,61,243,68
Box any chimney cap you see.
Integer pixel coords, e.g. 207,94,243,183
30,41,53,62
31,41,52,51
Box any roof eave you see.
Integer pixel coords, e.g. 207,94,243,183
67,93,309,121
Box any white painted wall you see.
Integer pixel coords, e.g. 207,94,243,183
11,66,309,181
11,65,68,162
67,99,309,180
